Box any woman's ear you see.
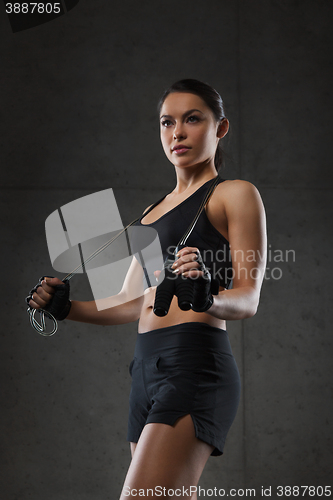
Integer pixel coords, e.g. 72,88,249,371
217,118,229,139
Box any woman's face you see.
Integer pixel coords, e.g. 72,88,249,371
159,92,228,170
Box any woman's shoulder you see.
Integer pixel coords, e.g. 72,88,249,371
211,179,264,221
217,178,262,204
219,178,258,192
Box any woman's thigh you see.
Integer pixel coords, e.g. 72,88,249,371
120,414,213,500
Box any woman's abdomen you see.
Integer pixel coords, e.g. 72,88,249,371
138,286,226,334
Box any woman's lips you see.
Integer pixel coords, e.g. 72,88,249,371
172,146,190,154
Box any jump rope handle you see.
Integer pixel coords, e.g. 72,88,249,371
153,245,194,317
26,276,71,336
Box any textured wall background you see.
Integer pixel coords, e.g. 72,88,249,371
1,1,332,498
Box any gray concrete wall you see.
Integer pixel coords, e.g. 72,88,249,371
1,1,332,498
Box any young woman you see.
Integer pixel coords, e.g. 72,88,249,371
28,79,267,499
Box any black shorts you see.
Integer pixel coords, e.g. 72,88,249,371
127,322,241,456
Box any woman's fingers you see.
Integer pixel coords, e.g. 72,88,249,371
172,261,204,279
29,296,42,309
30,284,52,308
176,246,199,259
176,266,204,279
30,292,48,309
29,276,64,309
41,277,63,293
153,270,162,282
171,247,201,276
181,268,204,279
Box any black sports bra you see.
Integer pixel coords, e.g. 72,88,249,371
132,176,233,289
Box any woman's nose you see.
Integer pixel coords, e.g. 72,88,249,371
173,124,186,140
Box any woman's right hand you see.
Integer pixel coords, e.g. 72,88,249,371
29,276,64,310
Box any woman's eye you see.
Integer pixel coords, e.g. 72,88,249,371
161,119,172,127
187,115,199,123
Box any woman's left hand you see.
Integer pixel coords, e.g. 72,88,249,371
171,247,203,278
171,247,220,313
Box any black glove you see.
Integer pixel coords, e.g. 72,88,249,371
191,251,220,313
26,276,71,321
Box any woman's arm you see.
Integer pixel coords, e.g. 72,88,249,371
68,255,145,325
68,296,144,326
31,255,145,326
208,180,267,320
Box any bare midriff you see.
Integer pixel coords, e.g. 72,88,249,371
137,286,226,334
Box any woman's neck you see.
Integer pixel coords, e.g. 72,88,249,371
173,165,217,195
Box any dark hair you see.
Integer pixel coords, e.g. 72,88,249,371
158,79,227,171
